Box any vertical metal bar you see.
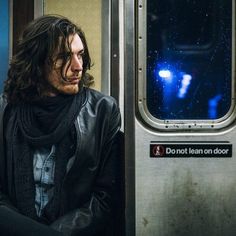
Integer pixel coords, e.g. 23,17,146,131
110,0,120,102
34,0,44,18
101,0,111,95
124,0,136,235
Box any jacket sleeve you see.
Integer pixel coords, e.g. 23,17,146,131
0,96,18,211
50,98,122,236
0,185,64,236
0,205,64,236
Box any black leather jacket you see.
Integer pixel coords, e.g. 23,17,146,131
0,88,121,236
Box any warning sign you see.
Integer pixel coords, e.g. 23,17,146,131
150,143,232,158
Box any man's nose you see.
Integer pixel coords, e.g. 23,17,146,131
71,56,83,72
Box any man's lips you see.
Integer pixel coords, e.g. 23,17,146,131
62,76,80,84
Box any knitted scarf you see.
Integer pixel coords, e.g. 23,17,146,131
5,88,86,223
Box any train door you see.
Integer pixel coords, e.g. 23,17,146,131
124,0,236,235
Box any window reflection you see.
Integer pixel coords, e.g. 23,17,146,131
146,0,232,120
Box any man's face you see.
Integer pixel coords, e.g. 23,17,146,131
45,34,84,96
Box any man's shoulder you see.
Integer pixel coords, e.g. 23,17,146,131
84,88,118,107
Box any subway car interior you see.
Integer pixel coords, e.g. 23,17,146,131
1,0,236,235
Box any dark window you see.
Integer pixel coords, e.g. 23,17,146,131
146,0,232,120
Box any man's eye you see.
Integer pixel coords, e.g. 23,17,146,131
78,54,83,59
77,52,84,60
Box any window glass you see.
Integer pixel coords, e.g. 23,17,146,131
0,0,9,92
146,0,232,120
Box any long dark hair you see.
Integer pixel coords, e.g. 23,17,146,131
4,15,93,104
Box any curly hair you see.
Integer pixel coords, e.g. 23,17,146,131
4,15,94,104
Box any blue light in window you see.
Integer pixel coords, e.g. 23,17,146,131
157,69,173,84
178,74,192,98
158,70,172,79
155,62,175,84
208,94,222,119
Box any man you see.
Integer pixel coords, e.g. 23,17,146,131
0,15,121,236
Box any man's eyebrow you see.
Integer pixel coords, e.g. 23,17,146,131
77,49,84,54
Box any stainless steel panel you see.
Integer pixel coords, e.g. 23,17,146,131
124,0,136,235
135,121,236,236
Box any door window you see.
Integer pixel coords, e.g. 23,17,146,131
138,0,234,130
